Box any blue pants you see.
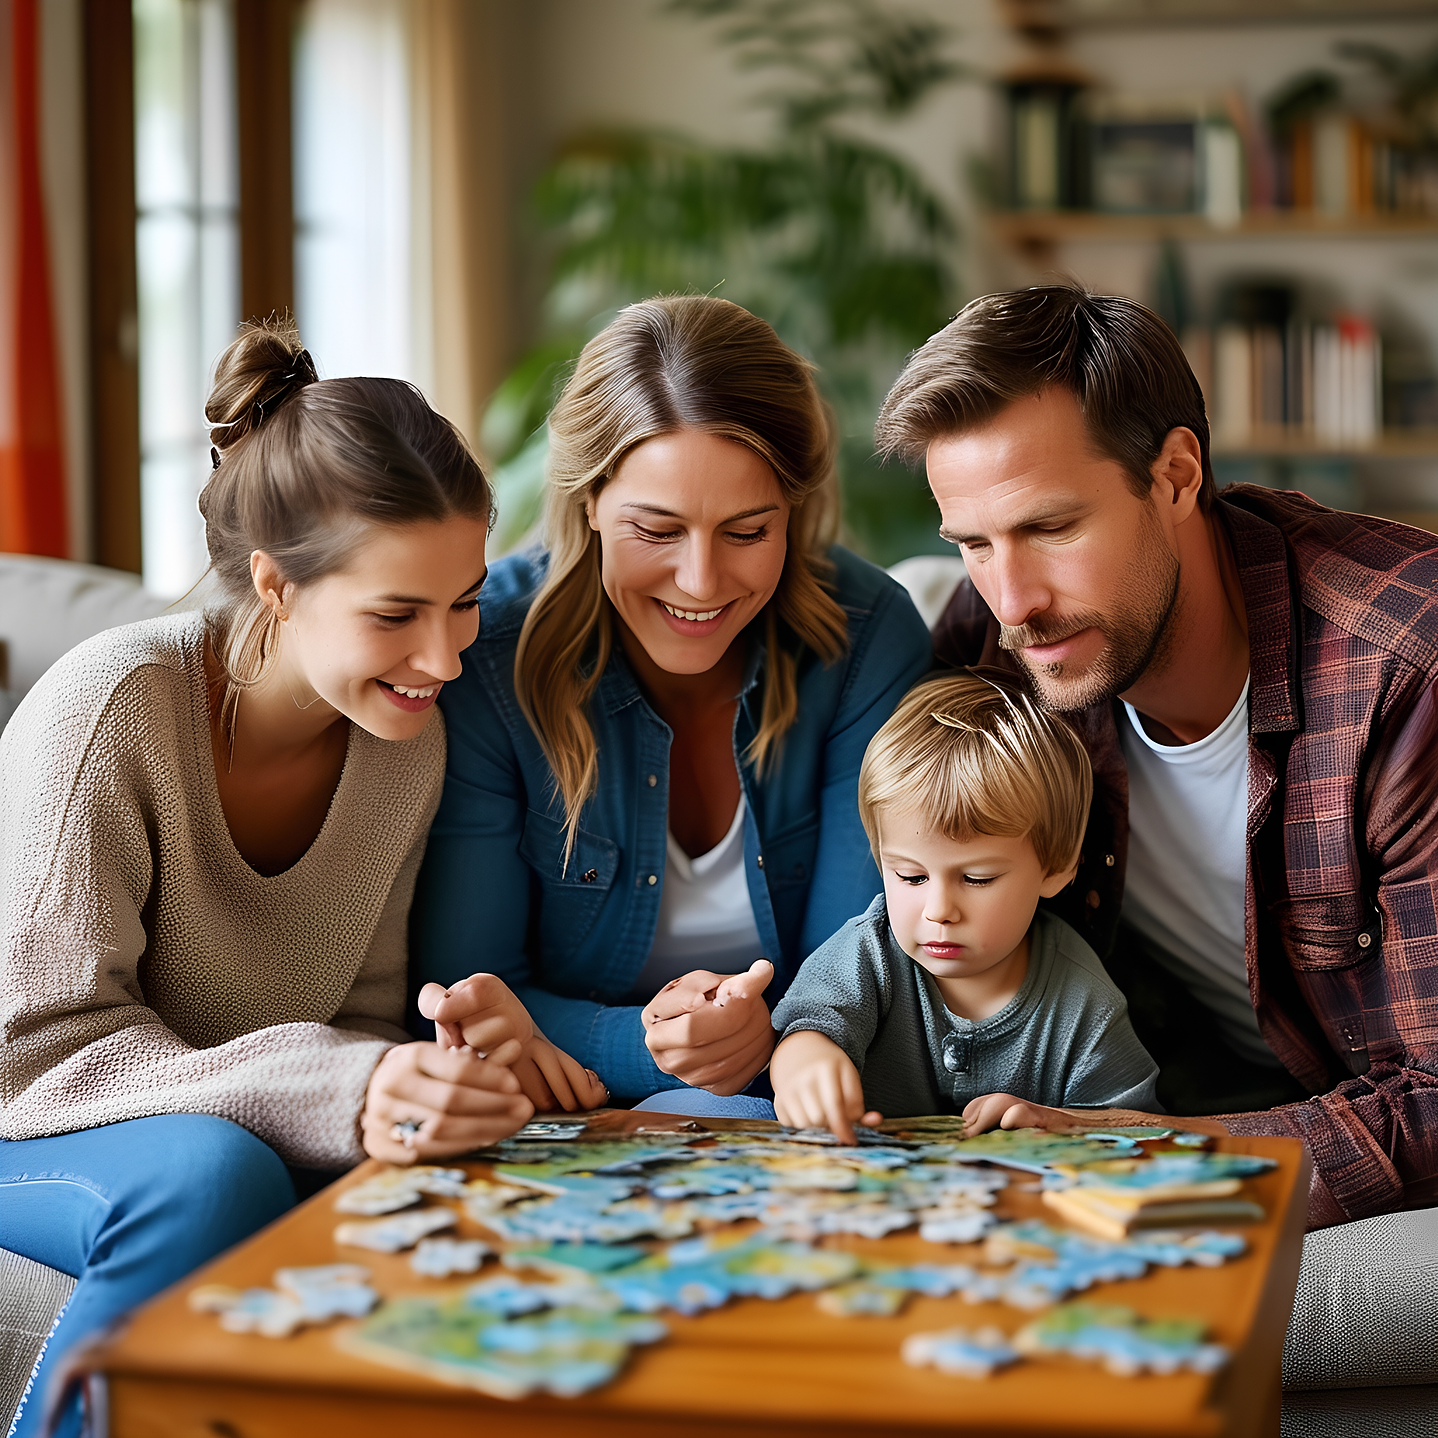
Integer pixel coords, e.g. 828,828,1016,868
0,1115,297,1438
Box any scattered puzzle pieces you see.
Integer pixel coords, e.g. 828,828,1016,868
1015,1302,1228,1376
902,1326,1020,1378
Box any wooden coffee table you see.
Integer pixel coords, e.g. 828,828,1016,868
85,1113,1310,1438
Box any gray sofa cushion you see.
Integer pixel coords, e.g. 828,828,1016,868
0,1248,75,1436
1283,1208,1438,1392
0,554,171,698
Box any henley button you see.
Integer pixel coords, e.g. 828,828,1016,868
756,855,764,870
647,874,658,886
647,774,657,787
1086,890,1101,909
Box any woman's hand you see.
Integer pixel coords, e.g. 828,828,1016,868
418,974,607,1114
508,1034,609,1115
419,974,534,1054
361,1040,534,1163
642,959,775,1095
959,1095,1231,1138
770,1030,882,1145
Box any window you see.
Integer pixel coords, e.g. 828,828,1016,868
133,0,239,597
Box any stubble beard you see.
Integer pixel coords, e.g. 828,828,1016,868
998,519,1183,714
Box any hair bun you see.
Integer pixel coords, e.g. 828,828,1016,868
206,314,318,452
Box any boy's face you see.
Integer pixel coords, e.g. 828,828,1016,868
877,811,1077,984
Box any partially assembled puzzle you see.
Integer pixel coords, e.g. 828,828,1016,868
190,1118,1275,1398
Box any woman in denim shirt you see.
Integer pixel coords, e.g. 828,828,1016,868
412,297,930,1104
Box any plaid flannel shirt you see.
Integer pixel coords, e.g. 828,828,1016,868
932,484,1438,1228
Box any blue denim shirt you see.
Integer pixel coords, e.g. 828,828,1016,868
410,544,931,1099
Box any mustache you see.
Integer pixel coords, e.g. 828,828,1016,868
998,611,1105,651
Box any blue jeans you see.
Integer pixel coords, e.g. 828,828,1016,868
0,1115,297,1438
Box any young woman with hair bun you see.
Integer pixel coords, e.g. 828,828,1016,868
413,296,931,1114
0,318,599,1438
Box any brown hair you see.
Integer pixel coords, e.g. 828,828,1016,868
514,295,849,858
858,669,1092,876
200,315,492,728
874,285,1215,509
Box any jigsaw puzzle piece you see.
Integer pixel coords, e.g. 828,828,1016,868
334,1206,456,1253
902,1326,1020,1377
410,1237,493,1278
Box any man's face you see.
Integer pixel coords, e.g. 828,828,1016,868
925,388,1180,712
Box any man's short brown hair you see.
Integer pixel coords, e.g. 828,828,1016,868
874,285,1216,509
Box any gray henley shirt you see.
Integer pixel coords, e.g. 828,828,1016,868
770,897,1160,1117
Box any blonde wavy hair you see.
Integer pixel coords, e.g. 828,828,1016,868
515,296,849,855
858,670,1092,876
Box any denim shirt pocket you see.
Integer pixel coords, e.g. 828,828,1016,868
1273,892,1387,1076
519,808,620,979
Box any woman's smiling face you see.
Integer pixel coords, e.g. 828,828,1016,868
268,515,489,741
587,430,790,676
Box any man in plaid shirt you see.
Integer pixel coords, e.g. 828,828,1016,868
876,286,1438,1390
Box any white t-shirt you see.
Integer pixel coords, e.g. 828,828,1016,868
628,794,764,1003
1120,678,1281,1067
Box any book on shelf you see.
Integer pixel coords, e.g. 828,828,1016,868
1001,80,1438,221
1184,315,1382,448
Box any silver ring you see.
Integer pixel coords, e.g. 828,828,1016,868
390,1118,424,1150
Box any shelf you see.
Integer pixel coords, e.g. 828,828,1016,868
1050,0,1438,28
1211,429,1438,460
989,210,1438,247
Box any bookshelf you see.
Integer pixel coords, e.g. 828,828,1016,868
991,3,1438,510
990,210,1438,249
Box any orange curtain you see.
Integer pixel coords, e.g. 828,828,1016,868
0,0,68,557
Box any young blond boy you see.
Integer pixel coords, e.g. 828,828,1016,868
770,669,1159,1142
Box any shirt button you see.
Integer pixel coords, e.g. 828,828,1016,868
756,855,765,870
1357,932,1372,949
1086,890,1101,909
1104,854,1115,867
648,874,658,886
647,774,657,787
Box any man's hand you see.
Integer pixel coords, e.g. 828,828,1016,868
418,975,608,1114
770,1030,882,1145
642,959,775,1095
361,1040,533,1163
960,1094,1232,1138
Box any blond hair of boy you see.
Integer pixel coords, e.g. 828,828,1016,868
770,669,1157,1142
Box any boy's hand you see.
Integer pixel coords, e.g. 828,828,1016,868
419,975,607,1115
642,959,775,1096
361,1040,534,1163
961,1097,1231,1138
770,1030,882,1145
961,1092,1072,1136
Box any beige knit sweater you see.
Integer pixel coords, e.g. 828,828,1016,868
0,613,445,1168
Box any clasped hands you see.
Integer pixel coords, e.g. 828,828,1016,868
360,973,608,1164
